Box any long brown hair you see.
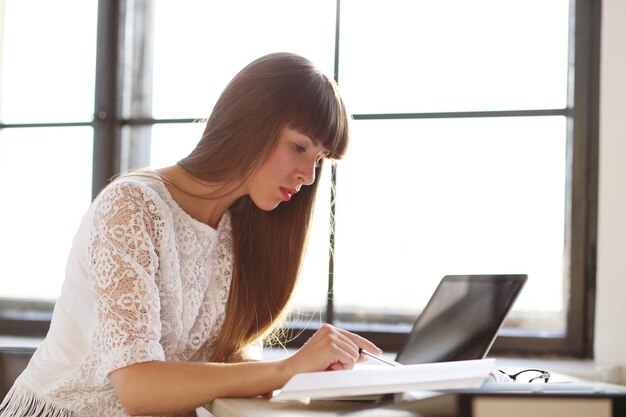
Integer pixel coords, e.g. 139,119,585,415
178,53,350,361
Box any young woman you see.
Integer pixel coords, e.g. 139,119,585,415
0,53,382,417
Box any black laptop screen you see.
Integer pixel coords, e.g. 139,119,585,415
395,274,527,365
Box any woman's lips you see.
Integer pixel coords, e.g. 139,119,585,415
280,187,297,201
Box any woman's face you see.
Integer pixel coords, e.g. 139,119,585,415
245,125,329,211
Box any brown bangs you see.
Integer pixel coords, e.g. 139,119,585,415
287,73,350,160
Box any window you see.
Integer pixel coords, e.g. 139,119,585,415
0,0,599,357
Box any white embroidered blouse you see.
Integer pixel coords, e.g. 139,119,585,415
0,172,246,417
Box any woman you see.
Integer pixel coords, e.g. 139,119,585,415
0,53,381,417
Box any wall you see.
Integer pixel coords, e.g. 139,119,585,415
595,0,626,383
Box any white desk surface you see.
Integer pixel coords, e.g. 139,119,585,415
202,377,626,417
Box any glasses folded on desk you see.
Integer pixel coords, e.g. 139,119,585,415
498,368,551,383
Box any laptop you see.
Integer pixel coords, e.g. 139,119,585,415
394,274,527,365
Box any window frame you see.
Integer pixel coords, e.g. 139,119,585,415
0,0,600,358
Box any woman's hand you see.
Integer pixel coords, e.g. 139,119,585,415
281,323,383,375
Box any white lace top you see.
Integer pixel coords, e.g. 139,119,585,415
0,172,248,417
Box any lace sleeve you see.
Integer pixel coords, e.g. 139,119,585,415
88,180,166,377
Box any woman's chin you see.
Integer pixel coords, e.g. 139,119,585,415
251,198,282,211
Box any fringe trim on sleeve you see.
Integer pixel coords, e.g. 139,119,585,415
0,377,75,417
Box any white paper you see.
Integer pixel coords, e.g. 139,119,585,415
272,358,496,401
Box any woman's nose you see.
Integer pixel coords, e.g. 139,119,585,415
297,160,317,186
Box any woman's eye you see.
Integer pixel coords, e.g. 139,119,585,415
294,144,306,153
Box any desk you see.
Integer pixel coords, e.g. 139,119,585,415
201,354,625,417
202,377,626,417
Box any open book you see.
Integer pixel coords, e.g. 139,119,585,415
272,358,496,401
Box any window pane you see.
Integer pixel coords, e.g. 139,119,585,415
339,0,570,114
151,0,336,119
333,117,566,333
145,123,206,169
0,127,93,300
292,164,333,313
0,0,98,123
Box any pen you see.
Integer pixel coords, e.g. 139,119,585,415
358,348,402,367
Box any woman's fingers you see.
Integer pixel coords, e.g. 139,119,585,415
333,325,383,355
321,324,384,365
308,325,359,367
287,324,384,373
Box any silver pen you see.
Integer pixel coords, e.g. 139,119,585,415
358,348,402,366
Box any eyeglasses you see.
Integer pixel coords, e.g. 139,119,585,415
499,368,551,383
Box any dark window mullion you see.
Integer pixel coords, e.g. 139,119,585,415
92,0,124,199
564,0,601,357
120,118,199,126
0,122,93,129
352,108,568,120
